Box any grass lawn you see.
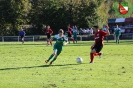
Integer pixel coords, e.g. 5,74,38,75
0,40,133,88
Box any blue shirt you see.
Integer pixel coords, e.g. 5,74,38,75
20,31,25,36
102,28,106,32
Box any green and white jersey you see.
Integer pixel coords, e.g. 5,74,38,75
114,28,121,35
53,34,68,46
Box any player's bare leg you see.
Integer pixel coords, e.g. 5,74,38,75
71,38,75,44
93,52,103,58
90,49,96,63
98,52,103,58
46,39,50,46
22,37,24,44
49,39,52,46
90,49,102,63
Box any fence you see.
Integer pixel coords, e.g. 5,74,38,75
0,33,133,42
0,35,42,42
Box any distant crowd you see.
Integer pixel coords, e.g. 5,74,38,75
65,25,94,35
79,28,93,35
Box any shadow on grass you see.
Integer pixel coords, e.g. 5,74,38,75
0,43,45,46
0,63,81,71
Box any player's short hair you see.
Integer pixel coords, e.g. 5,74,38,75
59,29,64,33
93,26,99,29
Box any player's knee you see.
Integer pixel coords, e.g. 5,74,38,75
53,52,56,56
90,49,96,53
53,52,57,56
55,55,58,58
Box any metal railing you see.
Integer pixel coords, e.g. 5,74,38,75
0,34,133,42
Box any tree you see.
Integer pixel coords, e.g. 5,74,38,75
0,0,31,35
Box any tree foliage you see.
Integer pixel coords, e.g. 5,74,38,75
0,0,31,35
0,0,132,35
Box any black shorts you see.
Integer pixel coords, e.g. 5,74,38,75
20,36,24,39
92,42,103,53
46,34,51,39
68,33,72,37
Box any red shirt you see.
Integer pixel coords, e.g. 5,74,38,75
94,30,107,44
45,28,53,34
68,27,72,35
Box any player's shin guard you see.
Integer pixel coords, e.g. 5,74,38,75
47,54,54,61
90,53,94,63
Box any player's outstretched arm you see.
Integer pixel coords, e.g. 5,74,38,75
106,25,110,36
63,36,68,46
63,39,69,46
63,42,68,46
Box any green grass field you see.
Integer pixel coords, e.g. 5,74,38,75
0,40,133,88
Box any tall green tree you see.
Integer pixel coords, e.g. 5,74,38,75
0,0,31,36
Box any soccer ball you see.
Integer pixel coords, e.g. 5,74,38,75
76,57,83,63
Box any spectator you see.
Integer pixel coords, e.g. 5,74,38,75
83,29,87,34
102,25,108,42
79,28,83,35
72,25,78,43
45,25,53,46
90,28,93,34
114,24,121,44
86,28,90,34
19,27,26,44
67,24,75,44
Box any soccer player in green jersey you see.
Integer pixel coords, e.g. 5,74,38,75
45,29,68,65
114,24,121,44
72,25,78,43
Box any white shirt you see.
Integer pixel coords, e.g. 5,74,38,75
83,30,87,33
102,27,106,32
72,29,78,33
90,29,93,34
86,29,90,33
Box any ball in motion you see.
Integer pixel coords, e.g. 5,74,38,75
76,57,83,63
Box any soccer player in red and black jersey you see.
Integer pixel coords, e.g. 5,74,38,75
90,25,110,63
67,25,75,44
45,25,53,46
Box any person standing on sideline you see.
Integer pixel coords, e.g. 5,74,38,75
90,25,110,64
19,27,26,44
45,25,53,46
67,24,75,44
72,25,78,43
45,29,68,65
90,28,93,35
102,25,108,42
114,24,121,44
